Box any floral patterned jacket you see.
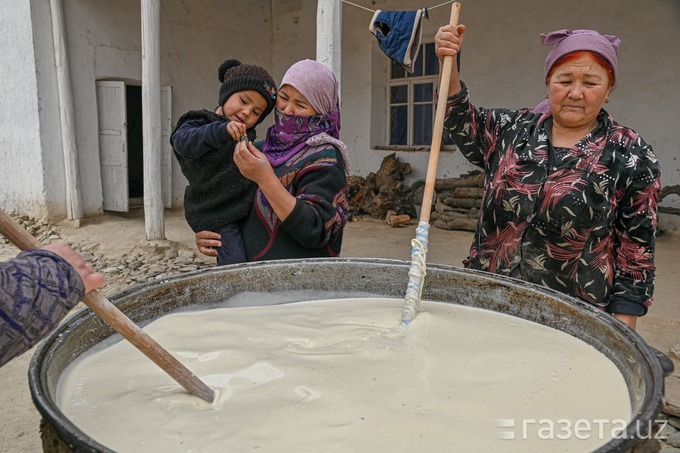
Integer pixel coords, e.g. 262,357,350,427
443,83,661,316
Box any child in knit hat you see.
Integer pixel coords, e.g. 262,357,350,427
171,59,277,265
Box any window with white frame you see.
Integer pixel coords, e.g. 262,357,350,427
388,42,454,149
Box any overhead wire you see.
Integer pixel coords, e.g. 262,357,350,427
340,0,455,14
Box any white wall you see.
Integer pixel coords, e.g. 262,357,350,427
0,1,53,217
159,0,273,206
271,0,318,81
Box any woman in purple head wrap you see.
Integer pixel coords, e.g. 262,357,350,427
196,59,350,262
432,23,660,331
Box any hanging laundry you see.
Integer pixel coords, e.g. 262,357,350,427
369,9,426,73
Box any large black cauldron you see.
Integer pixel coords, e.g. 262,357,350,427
29,258,664,452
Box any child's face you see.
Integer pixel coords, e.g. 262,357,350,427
276,85,318,116
221,91,269,128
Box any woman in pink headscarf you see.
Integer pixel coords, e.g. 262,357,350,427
434,25,660,331
196,59,350,261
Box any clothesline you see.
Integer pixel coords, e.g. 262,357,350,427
341,0,455,14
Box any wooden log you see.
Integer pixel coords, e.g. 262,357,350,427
433,217,477,231
441,197,483,209
435,210,470,220
387,214,411,227
375,153,412,188
434,201,456,213
452,187,484,199
435,172,484,190
444,207,476,216
436,189,454,198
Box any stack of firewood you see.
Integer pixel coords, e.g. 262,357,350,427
429,171,483,232
348,153,416,222
348,153,485,232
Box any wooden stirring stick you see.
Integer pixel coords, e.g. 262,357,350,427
401,2,461,326
0,209,215,403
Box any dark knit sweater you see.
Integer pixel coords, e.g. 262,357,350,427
171,109,257,232
243,143,348,261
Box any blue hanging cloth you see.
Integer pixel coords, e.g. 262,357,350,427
369,9,426,73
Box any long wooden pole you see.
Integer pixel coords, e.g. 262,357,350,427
418,3,460,223
0,209,214,403
401,2,461,326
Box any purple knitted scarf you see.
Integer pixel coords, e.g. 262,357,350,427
262,107,341,167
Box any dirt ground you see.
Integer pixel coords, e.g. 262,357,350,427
0,209,678,452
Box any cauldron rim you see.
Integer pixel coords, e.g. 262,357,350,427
29,257,664,452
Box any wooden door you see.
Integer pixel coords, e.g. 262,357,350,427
96,81,128,212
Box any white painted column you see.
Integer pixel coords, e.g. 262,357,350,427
141,0,165,240
316,0,342,94
49,0,83,220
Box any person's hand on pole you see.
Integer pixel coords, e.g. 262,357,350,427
41,243,105,294
434,23,466,97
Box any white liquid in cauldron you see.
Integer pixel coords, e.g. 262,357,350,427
57,298,630,452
